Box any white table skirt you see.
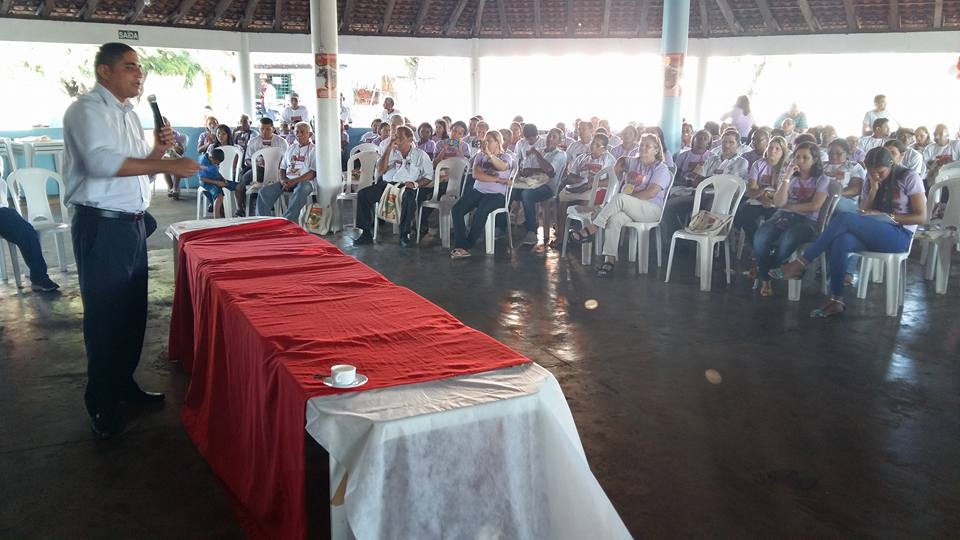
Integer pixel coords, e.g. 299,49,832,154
306,363,631,540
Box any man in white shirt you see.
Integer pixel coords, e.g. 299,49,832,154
379,97,401,123
354,126,434,246
859,118,890,153
359,119,382,144
256,122,316,222
63,43,200,439
566,121,594,164
0,179,58,292
238,117,288,215
862,94,896,136
512,124,567,245
281,92,311,125
339,93,353,125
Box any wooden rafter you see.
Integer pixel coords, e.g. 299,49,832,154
754,0,780,32
637,0,648,36
168,0,198,24
412,0,430,35
473,0,487,36
796,0,820,32
601,0,612,36
842,0,857,31
80,0,100,20
444,0,469,36
273,0,282,30
714,0,742,34
498,0,509,37
41,0,55,17
206,0,235,27
534,0,542,38
241,0,259,29
933,0,943,28
380,0,396,33
567,0,575,36
126,0,147,22
341,0,355,32
0,0,13,15
698,0,709,36
888,0,899,30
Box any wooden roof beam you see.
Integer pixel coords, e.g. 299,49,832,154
754,0,780,33
206,0,235,27
698,0,709,36
601,0,612,36
126,0,147,22
168,0,198,24
412,0,430,35
637,0,648,37
567,0,575,36
796,0,820,32
933,0,943,28
80,0,99,20
498,0,510,37
273,0,282,30
40,0,54,17
0,0,13,15
842,0,858,31
240,0,259,29
473,0,487,36
534,0,542,38
888,0,899,31
444,0,469,36
380,0,396,33
714,0,742,34
340,0,354,32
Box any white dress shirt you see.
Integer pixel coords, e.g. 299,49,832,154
63,83,153,213
382,147,434,184
701,153,749,180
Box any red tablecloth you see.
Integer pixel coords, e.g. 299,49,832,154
169,220,530,539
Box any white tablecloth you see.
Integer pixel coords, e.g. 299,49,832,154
306,363,631,540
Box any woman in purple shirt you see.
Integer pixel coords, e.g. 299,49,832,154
433,119,450,143
416,122,437,159
576,134,672,277
735,136,790,278
610,125,639,159
754,142,830,297
450,131,515,259
720,95,755,143
771,147,927,317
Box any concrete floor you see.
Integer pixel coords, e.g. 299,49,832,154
2,190,959,538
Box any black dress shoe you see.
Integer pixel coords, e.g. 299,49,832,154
122,389,166,404
353,234,374,245
90,412,117,440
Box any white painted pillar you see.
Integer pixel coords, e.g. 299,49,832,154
693,53,710,129
238,33,254,118
470,39,481,116
308,0,342,228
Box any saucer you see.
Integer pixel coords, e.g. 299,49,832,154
321,374,368,388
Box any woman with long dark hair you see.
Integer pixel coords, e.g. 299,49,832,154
771,147,926,317
434,118,450,142
720,95,755,143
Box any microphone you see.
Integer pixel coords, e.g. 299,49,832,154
147,95,165,130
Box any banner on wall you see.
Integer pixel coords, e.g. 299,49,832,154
663,53,684,97
315,53,337,99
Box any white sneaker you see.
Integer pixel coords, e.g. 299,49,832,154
521,231,538,245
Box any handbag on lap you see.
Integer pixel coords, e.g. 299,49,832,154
375,183,405,225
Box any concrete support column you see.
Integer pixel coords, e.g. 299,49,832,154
308,0,341,225
238,33,254,118
658,0,690,154
470,39,481,116
693,53,710,129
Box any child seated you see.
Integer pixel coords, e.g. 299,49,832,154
199,148,239,218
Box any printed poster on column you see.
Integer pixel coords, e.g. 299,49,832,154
315,53,337,99
663,53,684,97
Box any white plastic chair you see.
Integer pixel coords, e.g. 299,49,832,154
246,146,286,216
0,177,23,289
623,174,678,274
350,143,379,156
560,165,616,264
920,167,960,280
785,181,843,301
664,175,746,290
8,168,69,272
483,160,521,255
336,150,379,230
919,178,960,295
419,157,469,247
0,138,17,176
855,233,916,318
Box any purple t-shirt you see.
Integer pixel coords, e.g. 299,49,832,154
786,174,830,220
610,143,639,160
728,107,754,137
748,159,782,191
620,159,672,207
860,169,925,233
417,139,437,158
436,139,471,160
472,152,515,195
674,149,710,187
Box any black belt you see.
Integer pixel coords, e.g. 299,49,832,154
76,205,144,222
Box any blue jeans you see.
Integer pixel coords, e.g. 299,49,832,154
754,211,817,281
801,212,912,297
256,181,315,222
452,189,505,250
0,207,49,282
511,184,554,232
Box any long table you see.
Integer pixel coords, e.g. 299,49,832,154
168,219,630,539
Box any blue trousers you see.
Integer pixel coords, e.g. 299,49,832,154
452,189,505,250
511,184,554,232
0,207,49,282
256,180,314,222
801,212,912,297
754,211,817,281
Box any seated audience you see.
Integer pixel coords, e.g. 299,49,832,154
740,129,770,170
256,122,316,222
858,118,890,152
819,125,838,150
610,125,640,159
433,119,450,143
360,119,382,143
822,138,866,214
509,122,523,151
197,116,219,154
571,134,672,277
566,121,595,164
557,133,615,219
775,103,808,131
433,120,472,166
781,117,799,147
499,129,514,153
680,122,694,151
512,125,567,246
720,95,755,142
371,121,391,147
845,135,867,164
282,92,311,125
673,129,712,190
379,97,401,123
704,121,721,149
0,189,59,292
753,141,830,297
233,114,253,155
378,115,405,154
238,117,286,216
450,131,516,258
923,124,960,164
199,148,239,219
700,130,749,179
913,126,931,152
416,122,437,159
644,127,675,168
771,147,926,318
735,135,790,277
883,139,926,178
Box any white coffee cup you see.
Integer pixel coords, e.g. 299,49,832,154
330,364,357,386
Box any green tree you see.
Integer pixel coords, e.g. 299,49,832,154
137,49,205,89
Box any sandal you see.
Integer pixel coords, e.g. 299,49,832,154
810,298,845,318
596,261,615,278
741,263,758,280
759,281,773,297
769,259,807,280
569,228,596,244
450,248,471,259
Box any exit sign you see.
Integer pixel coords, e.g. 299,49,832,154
118,30,140,40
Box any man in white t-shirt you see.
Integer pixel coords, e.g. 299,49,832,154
859,118,890,153
379,97,401,123
281,92,311,125
256,122,316,222
862,94,896,136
